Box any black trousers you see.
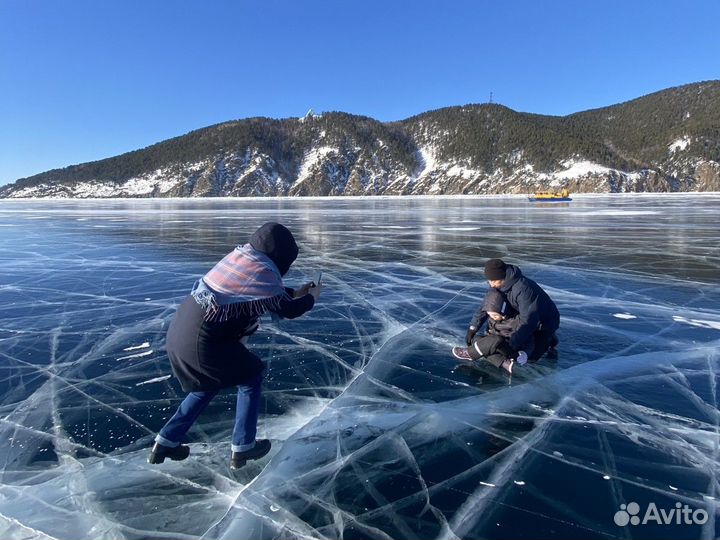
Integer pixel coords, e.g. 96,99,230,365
469,329,558,367
468,334,514,368
528,328,557,362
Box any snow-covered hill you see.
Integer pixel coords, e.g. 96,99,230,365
3,81,720,198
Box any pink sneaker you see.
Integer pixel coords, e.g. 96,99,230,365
452,346,473,361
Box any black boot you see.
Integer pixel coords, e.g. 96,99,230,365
230,439,271,470
148,442,190,464
545,334,560,359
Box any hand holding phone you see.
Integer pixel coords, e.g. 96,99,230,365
309,271,323,301
295,281,313,298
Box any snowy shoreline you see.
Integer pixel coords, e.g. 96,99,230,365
2,191,720,202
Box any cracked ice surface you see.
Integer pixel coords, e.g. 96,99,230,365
0,195,719,539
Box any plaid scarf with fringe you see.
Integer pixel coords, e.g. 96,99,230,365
191,244,289,322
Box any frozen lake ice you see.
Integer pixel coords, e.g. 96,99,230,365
0,195,718,539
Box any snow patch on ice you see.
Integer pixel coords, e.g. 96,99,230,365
117,350,154,361
672,316,720,330
613,313,637,320
123,342,150,352
135,375,172,386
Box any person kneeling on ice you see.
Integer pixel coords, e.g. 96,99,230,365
453,258,560,374
149,222,321,470
452,288,524,373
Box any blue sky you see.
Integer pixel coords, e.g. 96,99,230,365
1,0,719,186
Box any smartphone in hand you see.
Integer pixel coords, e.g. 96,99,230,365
312,271,322,287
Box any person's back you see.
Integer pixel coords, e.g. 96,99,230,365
491,260,560,360
165,296,265,393
150,222,321,470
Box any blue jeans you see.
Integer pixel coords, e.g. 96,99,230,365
155,373,263,453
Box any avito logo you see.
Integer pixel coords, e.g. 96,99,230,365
614,502,708,527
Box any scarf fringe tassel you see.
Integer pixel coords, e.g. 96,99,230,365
192,289,288,322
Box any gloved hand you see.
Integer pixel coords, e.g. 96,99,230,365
465,326,477,346
515,350,528,365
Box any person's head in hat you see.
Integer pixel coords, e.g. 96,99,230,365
482,288,509,321
484,258,507,289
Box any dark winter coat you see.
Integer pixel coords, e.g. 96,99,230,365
467,289,519,366
498,264,560,352
166,223,314,392
166,291,313,392
487,316,521,339
469,289,519,338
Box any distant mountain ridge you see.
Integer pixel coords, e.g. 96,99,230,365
3,80,720,198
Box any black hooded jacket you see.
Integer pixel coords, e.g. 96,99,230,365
469,288,520,338
498,264,560,351
166,223,314,392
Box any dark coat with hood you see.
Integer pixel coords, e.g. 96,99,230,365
498,264,559,352
166,223,314,392
469,288,520,339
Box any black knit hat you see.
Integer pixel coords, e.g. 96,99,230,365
484,258,507,280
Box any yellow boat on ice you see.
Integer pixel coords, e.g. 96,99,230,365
528,188,572,202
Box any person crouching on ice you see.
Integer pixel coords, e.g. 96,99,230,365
452,288,526,373
149,222,321,470
454,258,559,374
